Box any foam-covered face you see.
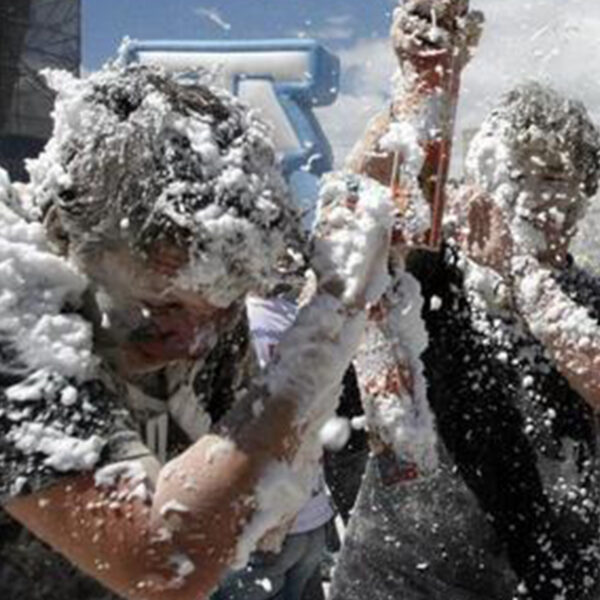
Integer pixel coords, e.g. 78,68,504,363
465,120,588,268
81,242,236,374
465,83,600,268
509,173,586,265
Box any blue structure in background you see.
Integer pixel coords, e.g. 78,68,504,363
0,0,80,182
122,39,340,229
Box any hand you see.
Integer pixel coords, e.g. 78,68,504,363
310,173,394,310
392,0,484,82
460,185,514,278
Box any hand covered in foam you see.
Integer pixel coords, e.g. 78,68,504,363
460,185,516,279
392,0,483,77
310,173,394,310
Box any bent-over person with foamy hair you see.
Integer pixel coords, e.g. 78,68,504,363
0,65,398,600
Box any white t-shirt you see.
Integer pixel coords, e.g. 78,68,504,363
246,296,334,534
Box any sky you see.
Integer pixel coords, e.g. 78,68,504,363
82,0,396,69
81,0,395,160
82,0,600,261
82,0,600,164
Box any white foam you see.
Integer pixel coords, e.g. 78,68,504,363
9,422,104,472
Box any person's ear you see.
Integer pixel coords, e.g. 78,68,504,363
43,204,70,256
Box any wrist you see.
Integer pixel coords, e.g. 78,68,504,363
398,49,455,93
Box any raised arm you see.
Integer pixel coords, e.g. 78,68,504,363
459,182,600,413
512,257,600,411
347,0,483,189
344,1,483,479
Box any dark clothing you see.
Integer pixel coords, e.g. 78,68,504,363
332,247,600,600
0,367,149,503
324,366,369,524
0,346,149,600
0,509,119,600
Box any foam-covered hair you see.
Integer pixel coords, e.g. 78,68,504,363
28,65,303,306
466,82,600,198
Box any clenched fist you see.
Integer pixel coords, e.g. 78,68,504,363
392,0,484,79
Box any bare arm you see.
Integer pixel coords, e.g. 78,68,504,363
346,1,483,473
455,184,600,411
5,398,300,600
345,88,427,185
512,259,600,411
4,309,367,599
347,0,483,188
6,440,264,600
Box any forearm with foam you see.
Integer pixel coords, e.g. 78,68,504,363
357,269,438,473
345,84,426,186
230,173,394,564
267,294,366,429
513,257,600,408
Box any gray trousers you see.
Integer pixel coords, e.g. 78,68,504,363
330,458,517,600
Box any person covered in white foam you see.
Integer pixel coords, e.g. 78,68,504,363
0,64,396,600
